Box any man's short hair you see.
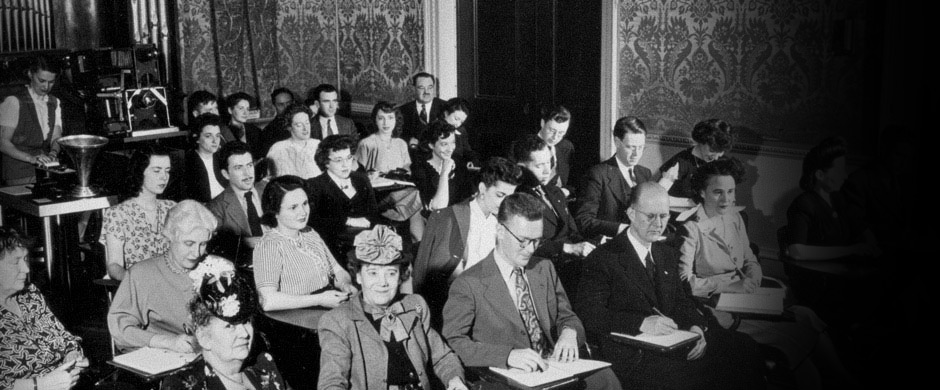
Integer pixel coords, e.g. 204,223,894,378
613,116,647,140
218,141,253,171
478,157,523,188
164,200,218,239
540,104,571,124
188,90,218,117
225,92,254,110
315,135,357,170
412,72,436,86
311,84,338,101
497,193,544,223
270,87,294,103
510,134,548,164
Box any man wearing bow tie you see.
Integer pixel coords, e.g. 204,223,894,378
399,72,446,149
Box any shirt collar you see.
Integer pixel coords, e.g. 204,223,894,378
626,227,651,262
27,85,48,103
327,171,350,187
469,198,487,219
493,249,519,284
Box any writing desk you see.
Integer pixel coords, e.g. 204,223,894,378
0,184,117,284
261,307,328,390
264,307,328,330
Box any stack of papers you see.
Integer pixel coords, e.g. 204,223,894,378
610,330,700,352
371,177,414,188
716,293,784,316
109,347,199,377
489,359,611,389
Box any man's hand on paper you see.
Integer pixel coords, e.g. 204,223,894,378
507,348,548,373
550,328,579,363
640,315,678,335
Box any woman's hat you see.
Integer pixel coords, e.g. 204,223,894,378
189,255,256,323
349,225,411,266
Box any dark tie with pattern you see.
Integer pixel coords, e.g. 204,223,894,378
245,191,263,237
645,251,657,282
628,167,637,187
533,186,557,217
327,119,334,136
513,267,544,353
420,104,428,124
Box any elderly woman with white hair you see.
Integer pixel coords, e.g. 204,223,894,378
107,199,221,353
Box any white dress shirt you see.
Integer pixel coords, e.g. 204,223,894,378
615,157,637,187
453,199,497,279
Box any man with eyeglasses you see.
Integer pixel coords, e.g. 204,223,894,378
575,116,653,241
573,182,764,389
442,193,622,390
306,135,378,262
536,104,575,196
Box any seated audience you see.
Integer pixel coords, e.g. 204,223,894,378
575,116,652,240
657,118,734,209
356,101,425,243
108,200,219,353
678,158,856,389
400,72,446,149
160,269,286,390
307,135,378,263
266,104,322,179
1,227,90,390
442,193,622,390
100,147,176,280
207,141,264,268
438,97,480,170
536,104,575,195
225,92,264,158
511,134,594,298
574,183,764,389
183,114,227,203
253,175,357,311
409,157,522,329
412,121,471,216
261,87,295,153
786,136,882,330
309,84,357,140
318,226,468,390
187,90,234,141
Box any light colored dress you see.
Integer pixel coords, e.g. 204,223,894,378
356,134,422,221
267,138,322,179
100,199,177,269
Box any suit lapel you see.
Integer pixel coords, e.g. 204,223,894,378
604,158,630,207
525,263,553,343
454,201,472,257
613,234,659,309
480,256,527,331
224,189,251,235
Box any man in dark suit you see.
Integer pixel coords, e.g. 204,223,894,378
536,104,575,196
207,141,264,267
443,193,621,390
260,87,295,154
575,116,653,240
399,72,446,149
574,182,765,389
512,134,594,298
409,157,522,329
309,84,357,141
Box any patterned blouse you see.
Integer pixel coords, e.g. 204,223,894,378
266,139,322,180
160,352,285,390
0,284,83,388
253,227,339,296
100,199,177,269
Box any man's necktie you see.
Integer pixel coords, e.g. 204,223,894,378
420,104,428,124
549,145,557,170
628,167,637,187
327,119,334,136
645,251,657,282
245,191,263,237
513,267,543,353
533,186,557,217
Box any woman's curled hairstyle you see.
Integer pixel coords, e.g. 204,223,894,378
260,175,307,227
689,157,746,204
123,146,171,201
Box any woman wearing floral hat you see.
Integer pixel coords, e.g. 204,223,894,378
317,225,468,390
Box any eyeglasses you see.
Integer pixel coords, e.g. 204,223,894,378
328,155,356,164
634,210,670,223
500,223,541,249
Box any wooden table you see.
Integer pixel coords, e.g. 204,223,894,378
0,184,117,284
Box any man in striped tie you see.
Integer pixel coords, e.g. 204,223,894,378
442,193,622,389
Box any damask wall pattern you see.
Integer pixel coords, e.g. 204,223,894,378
618,0,870,146
176,0,423,117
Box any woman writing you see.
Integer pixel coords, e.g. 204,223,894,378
657,118,734,209
318,225,468,390
100,147,176,280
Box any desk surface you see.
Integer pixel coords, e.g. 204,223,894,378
264,307,329,330
0,185,118,217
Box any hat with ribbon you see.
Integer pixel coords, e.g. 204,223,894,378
349,225,411,266
189,255,256,324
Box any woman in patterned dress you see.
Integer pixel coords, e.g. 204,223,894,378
1,227,89,390
100,147,177,280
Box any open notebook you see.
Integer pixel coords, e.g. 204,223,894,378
109,347,199,378
488,359,611,389
609,329,701,353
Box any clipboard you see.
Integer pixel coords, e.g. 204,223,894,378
608,330,701,353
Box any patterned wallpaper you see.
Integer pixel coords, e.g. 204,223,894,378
618,0,871,147
176,0,423,117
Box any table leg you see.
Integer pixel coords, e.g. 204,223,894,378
43,216,54,280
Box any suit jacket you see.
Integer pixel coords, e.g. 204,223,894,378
238,122,266,160
549,138,574,192
312,114,357,140
574,232,707,347
516,182,583,262
399,98,446,142
207,187,254,238
677,205,762,298
575,157,652,239
182,149,228,203
318,294,464,390
442,255,585,368
412,200,471,328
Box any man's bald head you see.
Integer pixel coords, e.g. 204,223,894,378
627,182,670,244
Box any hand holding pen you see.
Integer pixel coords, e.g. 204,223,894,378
640,307,678,335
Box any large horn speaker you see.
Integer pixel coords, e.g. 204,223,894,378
56,135,109,198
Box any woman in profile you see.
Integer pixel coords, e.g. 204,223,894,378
657,118,734,210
